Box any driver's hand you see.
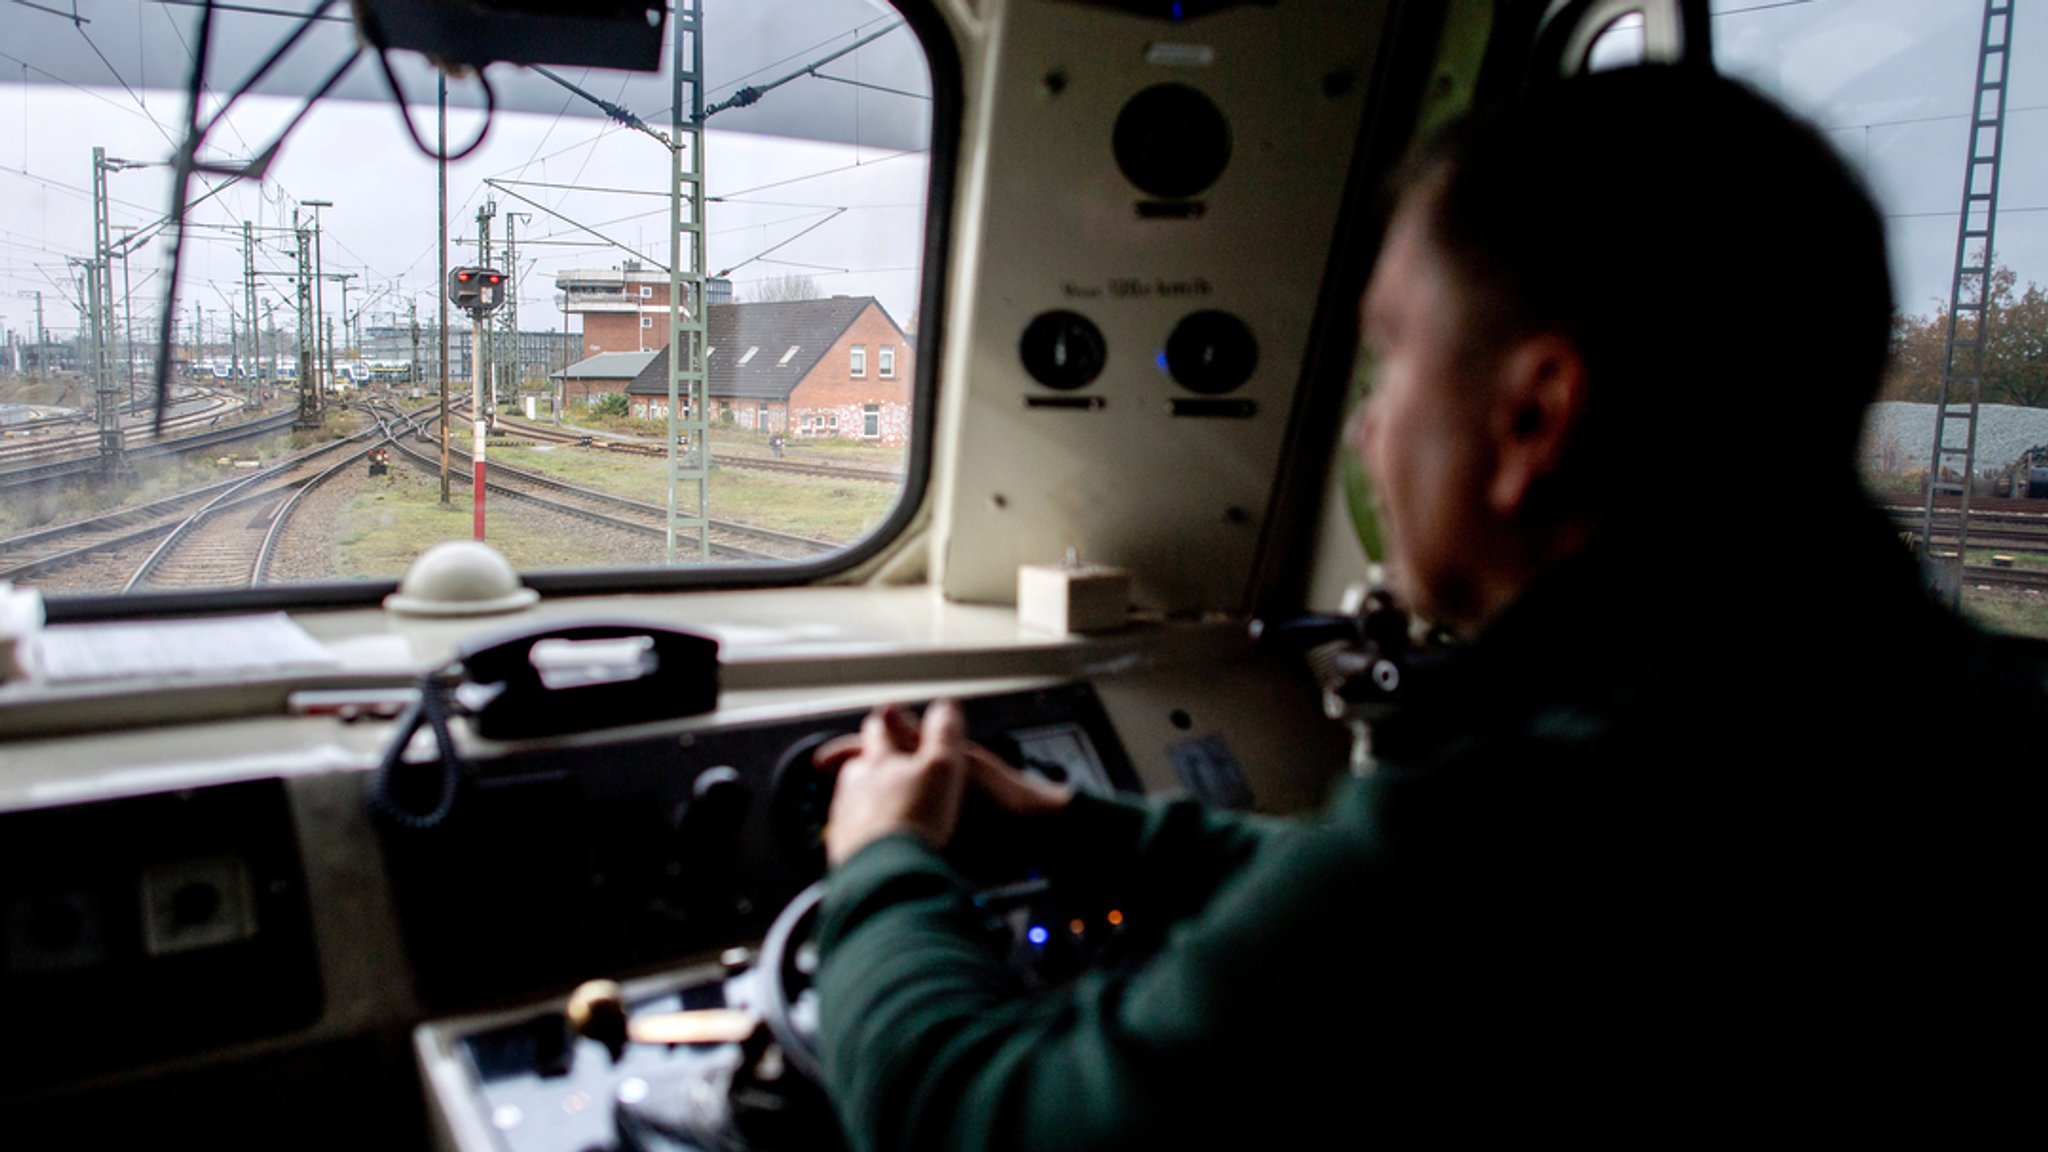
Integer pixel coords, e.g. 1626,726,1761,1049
816,700,1073,866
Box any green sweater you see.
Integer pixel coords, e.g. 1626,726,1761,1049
817,511,2046,1150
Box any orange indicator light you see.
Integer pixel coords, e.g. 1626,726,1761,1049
1106,909,1124,926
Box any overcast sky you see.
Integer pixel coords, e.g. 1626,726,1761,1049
0,0,930,350
1,0,2043,356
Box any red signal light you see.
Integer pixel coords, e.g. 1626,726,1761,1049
457,271,473,282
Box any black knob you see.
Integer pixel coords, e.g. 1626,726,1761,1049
1020,311,1107,391
1165,311,1257,394
1113,84,1231,200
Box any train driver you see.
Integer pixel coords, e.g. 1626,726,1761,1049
811,65,2046,1148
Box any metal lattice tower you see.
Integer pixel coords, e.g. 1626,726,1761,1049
476,199,498,423
89,147,124,472
499,212,528,403
243,221,261,407
293,225,320,429
1919,0,2015,604
667,0,710,564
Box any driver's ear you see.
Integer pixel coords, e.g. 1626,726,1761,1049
1484,333,1587,517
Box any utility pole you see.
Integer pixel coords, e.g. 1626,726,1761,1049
331,272,357,387
243,220,261,408
1918,0,2015,605
292,221,320,429
438,73,452,504
409,297,422,395
475,199,497,423
89,146,126,475
502,211,530,409
119,237,135,406
262,299,276,400
667,0,711,563
302,199,332,406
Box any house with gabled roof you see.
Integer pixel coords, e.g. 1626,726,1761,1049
549,350,661,408
621,296,913,446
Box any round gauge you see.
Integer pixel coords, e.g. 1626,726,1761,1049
1165,310,1258,394
767,729,856,871
1020,311,1107,391
1113,83,1231,200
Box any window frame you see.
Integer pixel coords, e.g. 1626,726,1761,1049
40,0,961,622
850,343,867,377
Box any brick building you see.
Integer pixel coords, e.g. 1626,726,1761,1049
621,297,913,445
555,267,735,358
555,263,673,356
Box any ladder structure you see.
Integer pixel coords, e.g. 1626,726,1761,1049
89,148,124,476
293,224,320,430
1919,0,2015,605
667,0,712,564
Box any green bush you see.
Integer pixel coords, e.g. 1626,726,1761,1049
594,392,631,418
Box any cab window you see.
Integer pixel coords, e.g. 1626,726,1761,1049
1711,0,2047,639
0,0,935,605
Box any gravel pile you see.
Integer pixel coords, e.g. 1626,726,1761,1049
1862,402,2048,478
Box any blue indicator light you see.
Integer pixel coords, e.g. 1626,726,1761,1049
1155,350,1169,372
1171,2,1183,20
1027,925,1050,946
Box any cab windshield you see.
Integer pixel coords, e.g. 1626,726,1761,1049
0,0,934,604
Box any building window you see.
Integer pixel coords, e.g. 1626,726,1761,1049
739,346,759,365
639,286,653,299
863,403,880,439
778,345,800,366
878,344,895,378
849,344,866,377
641,316,653,328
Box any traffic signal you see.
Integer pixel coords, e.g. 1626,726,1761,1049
449,266,507,315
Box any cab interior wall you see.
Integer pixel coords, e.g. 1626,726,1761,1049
3,0,1456,1144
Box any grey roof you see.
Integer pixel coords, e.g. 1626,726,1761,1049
626,297,902,400
551,350,659,381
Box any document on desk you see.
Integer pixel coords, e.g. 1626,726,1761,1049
33,613,341,684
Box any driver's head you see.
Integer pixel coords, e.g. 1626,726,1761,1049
1356,66,1892,629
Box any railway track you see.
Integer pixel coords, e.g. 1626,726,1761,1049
390,424,836,564
0,388,239,462
493,415,903,483
0,408,402,591
0,402,300,490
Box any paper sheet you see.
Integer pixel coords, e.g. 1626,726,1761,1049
33,613,341,684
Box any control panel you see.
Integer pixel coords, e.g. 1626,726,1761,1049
937,1,1390,613
0,779,323,1090
413,682,1141,1152
376,683,1138,1010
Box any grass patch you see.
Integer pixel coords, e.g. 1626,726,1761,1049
0,426,306,537
1966,549,2048,573
1961,587,2048,640
491,445,901,542
335,468,656,576
553,413,906,469
709,427,905,468
0,376,86,410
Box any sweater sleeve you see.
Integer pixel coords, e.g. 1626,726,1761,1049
816,786,1375,1152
